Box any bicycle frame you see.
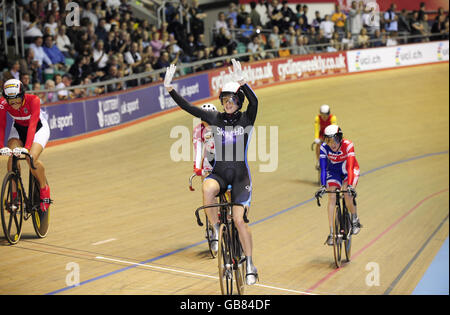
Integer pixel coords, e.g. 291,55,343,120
316,189,356,268
195,188,249,295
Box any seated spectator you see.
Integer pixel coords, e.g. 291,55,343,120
95,18,109,43
265,37,279,59
215,12,229,36
43,35,66,70
341,31,355,50
30,36,53,69
101,65,123,93
386,31,398,46
182,33,198,63
20,72,32,92
55,25,73,57
331,5,346,34
268,25,281,49
69,54,90,86
21,12,44,43
357,27,370,48
44,79,58,103
104,31,119,54
33,82,46,104
327,31,341,52
315,29,330,51
295,16,309,33
371,29,385,47
240,16,255,43
82,2,98,28
56,73,74,100
154,51,172,77
2,60,20,81
194,49,213,72
320,15,335,39
247,34,264,61
93,40,109,72
43,14,58,36
431,14,448,41
150,31,165,59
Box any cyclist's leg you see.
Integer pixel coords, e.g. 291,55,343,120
231,174,258,284
232,205,252,257
6,138,23,198
202,175,224,225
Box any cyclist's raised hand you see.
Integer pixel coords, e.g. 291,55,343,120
164,63,176,92
229,58,245,85
0,147,12,156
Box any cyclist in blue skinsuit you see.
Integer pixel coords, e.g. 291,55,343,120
164,59,259,285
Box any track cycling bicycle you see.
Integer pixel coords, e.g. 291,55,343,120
316,189,357,268
195,184,248,295
0,148,51,245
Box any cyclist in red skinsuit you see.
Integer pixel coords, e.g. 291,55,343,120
0,79,51,211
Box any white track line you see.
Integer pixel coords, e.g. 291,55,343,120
92,238,117,246
95,256,316,295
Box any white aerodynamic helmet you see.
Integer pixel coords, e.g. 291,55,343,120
220,81,245,108
324,124,343,144
200,103,217,112
2,79,25,99
320,104,330,115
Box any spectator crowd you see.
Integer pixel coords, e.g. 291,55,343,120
0,0,448,103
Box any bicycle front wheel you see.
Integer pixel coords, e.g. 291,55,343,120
218,223,234,295
205,219,217,259
343,209,352,262
31,176,50,238
332,205,343,268
234,235,246,295
0,172,24,245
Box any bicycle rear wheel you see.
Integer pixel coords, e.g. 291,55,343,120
0,172,24,245
31,175,50,238
332,205,342,268
218,223,234,295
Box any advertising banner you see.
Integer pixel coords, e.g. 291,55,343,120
347,41,449,73
43,101,85,140
208,52,348,97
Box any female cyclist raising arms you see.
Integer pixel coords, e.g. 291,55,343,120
165,59,259,285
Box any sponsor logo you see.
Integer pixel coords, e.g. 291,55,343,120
120,98,139,115
278,54,347,79
158,82,201,110
210,63,274,94
355,51,382,70
49,113,74,131
97,98,120,128
395,47,423,66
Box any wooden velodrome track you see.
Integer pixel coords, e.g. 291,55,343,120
0,63,448,295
